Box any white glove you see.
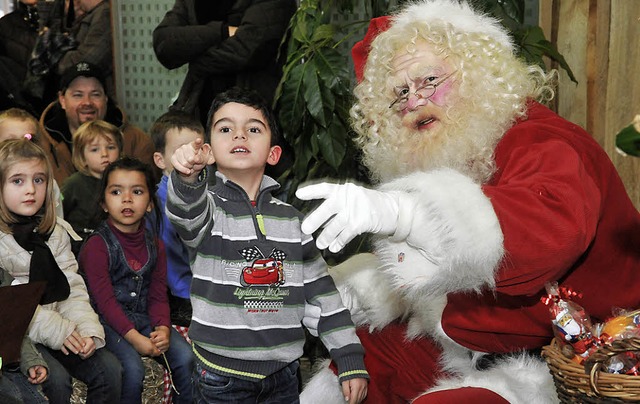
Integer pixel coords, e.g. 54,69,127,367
296,183,400,253
303,304,321,337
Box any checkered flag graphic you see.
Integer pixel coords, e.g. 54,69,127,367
239,246,265,262
269,248,287,261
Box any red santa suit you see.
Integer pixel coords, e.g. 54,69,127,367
298,1,640,403
328,101,640,403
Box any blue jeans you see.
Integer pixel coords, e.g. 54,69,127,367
36,344,122,404
193,359,300,403
0,367,48,403
103,320,194,404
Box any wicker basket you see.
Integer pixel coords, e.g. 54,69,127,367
542,337,640,402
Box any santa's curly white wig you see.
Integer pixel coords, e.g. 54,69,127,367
351,0,556,184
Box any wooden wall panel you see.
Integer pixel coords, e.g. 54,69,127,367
604,1,640,207
540,0,640,208
555,0,589,126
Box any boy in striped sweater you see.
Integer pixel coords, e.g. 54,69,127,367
166,87,368,403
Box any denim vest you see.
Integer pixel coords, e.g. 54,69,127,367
93,222,158,317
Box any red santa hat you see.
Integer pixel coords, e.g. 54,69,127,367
351,0,514,83
352,16,392,83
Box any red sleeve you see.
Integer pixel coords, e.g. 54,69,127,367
442,132,601,350
441,104,640,353
482,123,601,296
148,239,171,328
79,236,135,337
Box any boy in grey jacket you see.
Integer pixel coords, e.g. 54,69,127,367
167,88,368,403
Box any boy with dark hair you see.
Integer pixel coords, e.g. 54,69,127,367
166,88,368,403
149,110,205,327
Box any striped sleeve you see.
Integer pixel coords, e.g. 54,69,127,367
302,233,368,382
166,168,215,249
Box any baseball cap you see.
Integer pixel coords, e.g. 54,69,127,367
59,61,107,92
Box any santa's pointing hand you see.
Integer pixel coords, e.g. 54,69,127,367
296,182,407,253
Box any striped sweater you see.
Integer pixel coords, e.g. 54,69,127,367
166,169,368,382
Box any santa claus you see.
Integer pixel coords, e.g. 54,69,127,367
297,0,640,403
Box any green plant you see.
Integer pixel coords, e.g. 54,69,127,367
476,0,577,82
274,0,372,204
274,0,575,210
615,115,640,157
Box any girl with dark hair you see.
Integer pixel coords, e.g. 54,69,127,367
79,157,193,404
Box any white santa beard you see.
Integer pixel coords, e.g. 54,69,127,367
367,103,506,184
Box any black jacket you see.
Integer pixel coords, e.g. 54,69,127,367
0,3,38,83
152,0,296,122
0,3,40,112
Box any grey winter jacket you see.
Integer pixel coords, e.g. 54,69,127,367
0,221,105,351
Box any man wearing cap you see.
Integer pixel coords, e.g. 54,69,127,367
38,61,156,184
297,0,640,403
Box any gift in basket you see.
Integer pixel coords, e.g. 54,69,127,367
541,282,640,402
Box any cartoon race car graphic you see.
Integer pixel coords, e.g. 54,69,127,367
240,257,284,286
239,246,287,287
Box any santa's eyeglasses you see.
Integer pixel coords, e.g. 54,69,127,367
388,70,458,111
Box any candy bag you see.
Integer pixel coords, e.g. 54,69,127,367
543,282,595,361
600,309,640,343
605,352,640,375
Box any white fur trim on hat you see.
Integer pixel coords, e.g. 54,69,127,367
391,0,514,51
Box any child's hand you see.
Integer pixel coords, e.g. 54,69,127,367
28,365,48,384
171,138,215,182
150,325,171,353
341,377,368,404
78,336,96,359
125,329,162,357
61,330,85,356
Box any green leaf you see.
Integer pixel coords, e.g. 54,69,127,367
538,42,577,83
311,24,335,44
309,125,320,155
292,132,314,178
318,77,336,112
315,47,350,90
278,64,306,137
516,26,578,83
317,119,347,170
291,16,310,43
498,0,525,24
522,24,546,43
616,123,640,157
303,63,327,127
